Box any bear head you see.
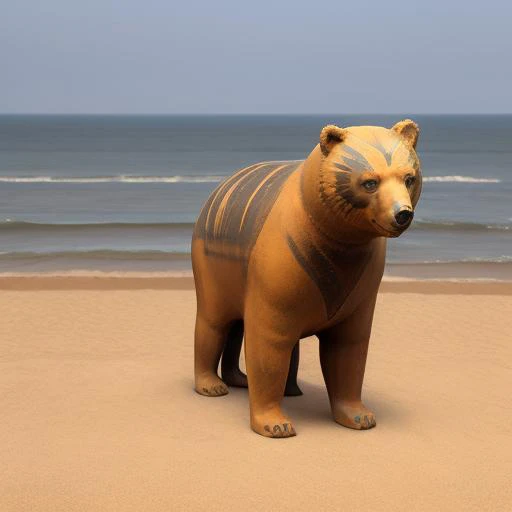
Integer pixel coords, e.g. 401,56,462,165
313,119,422,240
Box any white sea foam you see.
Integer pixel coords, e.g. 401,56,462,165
423,176,501,183
0,175,224,184
0,174,501,184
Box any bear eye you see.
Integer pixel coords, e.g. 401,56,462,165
405,175,416,188
362,179,378,192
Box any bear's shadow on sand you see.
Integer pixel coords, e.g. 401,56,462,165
283,381,408,428
178,377,408,429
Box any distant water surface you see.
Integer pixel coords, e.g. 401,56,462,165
0,115,511,278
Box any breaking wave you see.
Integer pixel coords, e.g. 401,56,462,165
423,175,501,183
0,220,195,232
0,250,190,262
0,175,224,184
2,219,509,234
0,174,502,185
412,220,510,233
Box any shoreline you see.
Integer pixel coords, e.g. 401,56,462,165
1,260,511,280
0,273,510,294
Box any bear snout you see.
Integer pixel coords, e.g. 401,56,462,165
394,208,414,227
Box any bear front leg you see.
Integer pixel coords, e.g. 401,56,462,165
222,331,302,396
318,294,378,430
244,319,298,438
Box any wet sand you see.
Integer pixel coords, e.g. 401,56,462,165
1,277,511,511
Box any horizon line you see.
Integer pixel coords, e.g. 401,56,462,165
1,112,512,116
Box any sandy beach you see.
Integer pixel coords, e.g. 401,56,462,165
1,276,511,511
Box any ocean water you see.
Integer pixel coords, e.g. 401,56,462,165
0,115,511,278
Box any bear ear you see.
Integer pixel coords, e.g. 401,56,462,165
320,125,346,156
391,119,420,149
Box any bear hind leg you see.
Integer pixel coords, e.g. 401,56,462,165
221,320,248,388
194,313,230,397
284,342,303,397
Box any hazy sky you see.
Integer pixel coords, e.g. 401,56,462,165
2,1,511,114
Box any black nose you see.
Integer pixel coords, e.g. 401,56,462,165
395,209,414,226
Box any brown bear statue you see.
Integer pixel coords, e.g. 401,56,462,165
192,120,422,438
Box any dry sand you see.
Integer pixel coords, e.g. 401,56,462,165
1,277,511,511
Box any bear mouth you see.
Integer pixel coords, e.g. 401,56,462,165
372,219,403,238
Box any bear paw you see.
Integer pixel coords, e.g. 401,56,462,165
222,368,248,388
195,374,229,397
252,411,297,438
333,401,376,430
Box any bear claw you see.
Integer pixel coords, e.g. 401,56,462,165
333,401,376,430
354,414,376,429
263,423,296,438
195,376,229,397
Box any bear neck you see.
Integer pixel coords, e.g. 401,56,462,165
300,145,378,248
